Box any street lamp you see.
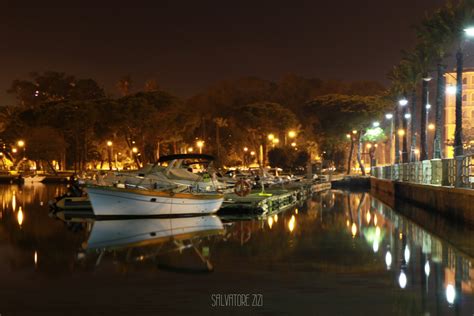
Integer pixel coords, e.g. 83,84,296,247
196,140,204,154
187,147,193,153
267,134,275,141
288,130,296,138
372,121,380,128
17,140,25,148
385,113,394,164
106,141,113,170
399,98,409,163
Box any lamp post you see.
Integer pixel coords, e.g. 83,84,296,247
420,75,432,161
196,140,204,154
385,113,394,164
106,141,113,170
399,98,409,163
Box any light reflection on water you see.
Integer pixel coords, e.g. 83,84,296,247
0,184,473,315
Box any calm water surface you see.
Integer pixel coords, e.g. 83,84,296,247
0,184,473,315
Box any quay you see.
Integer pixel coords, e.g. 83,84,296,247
342,157,474,226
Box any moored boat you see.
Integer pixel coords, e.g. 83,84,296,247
86,184,224,217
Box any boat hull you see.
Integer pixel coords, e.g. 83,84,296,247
86,186,224,217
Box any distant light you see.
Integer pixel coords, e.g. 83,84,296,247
187,147,193,153
426,103,431,110
352,130,357,134
288,130,296,138
366,143,372,149
196,140,204,148
17,140,25,147
404,113,411,119
446,85,456,95
385,251,392,269
446,284,456,304
17,207,24,227
274,214,278,223
428,123,435,130
272,138,280,144
414,148,420,155
34,251,38,266
243,147,248,152
399,271,407,289
250,151,255,156
398,129,405,136
366,211,371,223
399,99,408,106
132,147,138,153
12,148,17,153
464,27,474,37
372,121,380,127
267,134,275,141
346,134,351,139
385,113,393,120
424,260,430,277
107,141,113,147
291,142,297,147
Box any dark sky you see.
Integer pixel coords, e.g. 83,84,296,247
1,0,447,105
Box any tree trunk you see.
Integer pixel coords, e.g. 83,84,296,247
409,90,417,162
395,104,401,164
420,79,429,161
347,138,354,175
454,49,464,157
433,64,445,159
216,124,221,166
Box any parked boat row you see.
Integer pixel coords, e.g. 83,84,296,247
49,154,330,218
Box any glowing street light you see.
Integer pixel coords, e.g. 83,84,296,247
272,138,279,145
372,121,380,127
132,147,138,153
243,147,248,152
196,140,204,153
428,123,435,130
288,130,296,138
17,140,25,148
250,151,255,156
464,26,474,37
385,113,393,120
404,113,411,119
446,85,456,95
12,148,17,153
187,147,193,153
398,129,405,136
267,134,275,141
399,98,408,106
291,142,297,147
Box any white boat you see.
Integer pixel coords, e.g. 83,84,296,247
91,154,228,192
85,216,224,250
86,184,224,217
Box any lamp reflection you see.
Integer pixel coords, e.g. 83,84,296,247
399,271,407,289
288,215,296,233
267,216,273,229
404,245,410,264
351,223,357,237
17,206,24,227
385,251,392,269
424,260,430,277
446,284,456,304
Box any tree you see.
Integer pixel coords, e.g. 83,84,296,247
235,102,298,166
7,72,104,108
304,94,390,172
117,74,132,96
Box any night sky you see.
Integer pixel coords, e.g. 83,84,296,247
1,0,448,105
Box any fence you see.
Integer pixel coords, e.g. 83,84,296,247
370,155,474,188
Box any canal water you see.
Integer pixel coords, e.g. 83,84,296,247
0,184,473,315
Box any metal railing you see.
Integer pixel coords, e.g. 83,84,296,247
370,154,474,188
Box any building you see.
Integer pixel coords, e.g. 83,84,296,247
444,68,474,158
